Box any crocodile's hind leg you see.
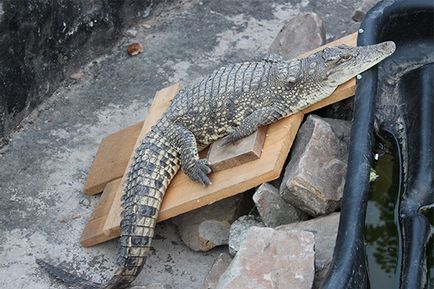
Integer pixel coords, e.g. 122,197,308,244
169,124,212,185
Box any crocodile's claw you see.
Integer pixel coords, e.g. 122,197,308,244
185,159,212,186
220,133,241,146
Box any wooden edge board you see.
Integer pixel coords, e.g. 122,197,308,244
207,126,268,172
83,121,145,195
101,112,304,240
99,84,181,239
81,32,358,196
80,179,121,246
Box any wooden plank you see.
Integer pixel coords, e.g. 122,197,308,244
81,32,358,195
102,112,304,240
207,126,267,172
80,179,120,246
101,84,182,240
83,121,144,195
80,85,180,247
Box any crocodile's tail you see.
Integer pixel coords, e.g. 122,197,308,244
37,130,181,289
36,259,105,289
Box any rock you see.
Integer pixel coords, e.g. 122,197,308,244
201,253,232,289
172,195,248,252
228,215,264,256
70,71,84,80
280,115,351,216
253,183,307,227
126,28,138,37
352,0,379,22
277,213,340,289
216,227,315,289
269,12,326,60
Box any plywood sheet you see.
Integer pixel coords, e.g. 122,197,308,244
207,126,267,172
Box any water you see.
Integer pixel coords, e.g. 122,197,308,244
365,137,434,288
365,138,402,288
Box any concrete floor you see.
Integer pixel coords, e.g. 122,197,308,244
0,0,361,288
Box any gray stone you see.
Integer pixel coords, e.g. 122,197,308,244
126,28,138,37
352,0,380,22
201,253,232,289
253,183,307,227
172,195,248,251
70,71,84,81
280,115,351,216
228,215,265,256
277,213,340,289
216,227,315,289
269,12,326,60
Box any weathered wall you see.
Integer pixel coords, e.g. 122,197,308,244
0,0,151,144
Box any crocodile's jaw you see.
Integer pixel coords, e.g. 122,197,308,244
323,41,396,86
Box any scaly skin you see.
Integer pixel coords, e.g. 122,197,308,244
37,41,396,289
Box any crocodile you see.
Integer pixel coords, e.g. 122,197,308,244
37,41,396,289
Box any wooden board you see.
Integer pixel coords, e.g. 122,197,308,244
80,32,358,247
207,126,267,172
82,32,358,196
83,121,144,195
81,84,180,246
80,179,120,247
101,112,305,240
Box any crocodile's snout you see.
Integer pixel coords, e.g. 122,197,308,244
379,41,396,55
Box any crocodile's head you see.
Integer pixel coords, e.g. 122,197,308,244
303,41,396,87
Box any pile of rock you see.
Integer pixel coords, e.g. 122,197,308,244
171,114,351,289
171,12,355,289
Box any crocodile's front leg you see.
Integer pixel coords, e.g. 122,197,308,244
221,106,285,145
169,124,212,185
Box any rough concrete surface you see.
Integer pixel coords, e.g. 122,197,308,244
0,0,361,288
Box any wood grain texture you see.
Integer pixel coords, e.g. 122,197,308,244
81,33,358,246
101,84,181,239
80,179,121,247
101,112,304,241
83,121,144,195
207,126,268,172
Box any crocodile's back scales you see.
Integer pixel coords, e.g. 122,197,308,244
166,61,279,145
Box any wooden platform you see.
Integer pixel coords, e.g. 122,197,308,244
80,33,357,247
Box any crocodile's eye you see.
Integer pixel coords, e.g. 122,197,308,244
325,56,339,63
341,54,352,61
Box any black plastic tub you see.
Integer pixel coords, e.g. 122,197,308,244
321,1,434,289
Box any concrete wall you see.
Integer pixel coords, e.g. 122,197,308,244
0,0,152,144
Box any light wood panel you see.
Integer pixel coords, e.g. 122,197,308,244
207,126,268,172
83,121,144,195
